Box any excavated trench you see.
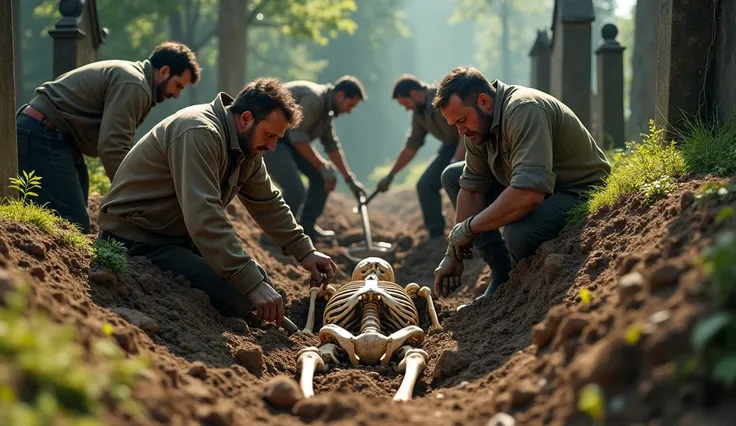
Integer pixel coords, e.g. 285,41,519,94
3,178,735,425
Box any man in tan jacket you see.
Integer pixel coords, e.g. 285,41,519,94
16,42,200,233
98,78,336,326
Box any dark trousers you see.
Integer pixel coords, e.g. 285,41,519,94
100,232,271,318
16,110,91,234
262,139,327,232
416,143,457,238
441,161,581,265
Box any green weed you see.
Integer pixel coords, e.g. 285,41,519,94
676,113,736,177
91,239,129,273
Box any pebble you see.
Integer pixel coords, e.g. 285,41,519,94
29,266,46,281
110,307,159,335
235,346,263,372
618,272,645,304
292,396,328,420
262,376,303,409
486,412,516,426
89,270,118,286
647,263,681,291
187,361,208,379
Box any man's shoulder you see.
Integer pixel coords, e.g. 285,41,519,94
163,104,224,144
502,85,563,117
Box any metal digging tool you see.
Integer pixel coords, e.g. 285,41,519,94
345,190,396,264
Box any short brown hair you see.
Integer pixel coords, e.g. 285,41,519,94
149,41,201,84
231,77,303,129
432,66,494,110
391,74,426,99
334,75,368,100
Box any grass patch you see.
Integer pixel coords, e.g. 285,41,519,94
676,114,736,177
85,157,111,196
91,239,129,273
0,282,150,425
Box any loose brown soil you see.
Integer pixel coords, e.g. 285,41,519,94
2,174,735,425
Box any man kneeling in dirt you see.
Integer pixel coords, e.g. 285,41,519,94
433,66,611,299
98,78,336,326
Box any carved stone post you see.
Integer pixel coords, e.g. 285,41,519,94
1,0,18,199
550,0,595,129
529,30,552,94
595,23,625,149
48,0,108,79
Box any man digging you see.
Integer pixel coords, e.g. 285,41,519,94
16,42,200,234
376,74,465,240
433,66,611,300
98,77,336,327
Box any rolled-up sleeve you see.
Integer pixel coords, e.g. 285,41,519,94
286,94,321,145
504,103,556,194
237,159,316,260
167,129,265,296
459,137,494,193
405,112,427,149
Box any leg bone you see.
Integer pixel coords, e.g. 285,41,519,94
301,287,322,334
296,346,326,398
393,347,429,402
418,286,442,330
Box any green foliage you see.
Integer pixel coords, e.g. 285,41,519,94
691,232,736,388
0,284,149,425
85,158,111,196
695,180,735,205
677,114,736,177
91,239,129,273
641,176,677,204
1,174,89,250
567,120,688,224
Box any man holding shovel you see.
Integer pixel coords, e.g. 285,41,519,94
98,78,336,328
432,67,610,299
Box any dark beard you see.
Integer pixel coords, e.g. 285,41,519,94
476,106,494,142
155,78,170,103
237,126,262,159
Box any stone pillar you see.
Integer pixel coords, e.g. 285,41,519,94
655,0,718,134
550,0,595,129
595,23,625,149
13,0,21,109
529,30,552,94
1,0,19,199
48,0,108,79
714,0,736,125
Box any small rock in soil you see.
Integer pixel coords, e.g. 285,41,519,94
110,307,159,335
29,266,46,281
112,328,137,353
235,346,263,373
618,272,645,305
196,400,234,426
187,361,208,379
510,380,540,408
293,396,329,420
486,412,516,426
89,270,119,286
262,376,303,409
532,304,568,349
647,263,681,292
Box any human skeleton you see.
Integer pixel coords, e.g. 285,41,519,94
296,257,441,401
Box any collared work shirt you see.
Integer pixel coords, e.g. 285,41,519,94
99,93,315,297
283,81,341,152
461,80,611,196
405,86,460,149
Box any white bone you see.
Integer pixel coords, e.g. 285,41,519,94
393,347,428,401
418,286,442,330
296,347,326,398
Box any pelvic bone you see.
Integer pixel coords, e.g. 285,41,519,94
296,257,440,402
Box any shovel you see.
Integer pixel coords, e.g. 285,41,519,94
345,189,396,264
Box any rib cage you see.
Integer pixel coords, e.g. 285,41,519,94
322,279,419,334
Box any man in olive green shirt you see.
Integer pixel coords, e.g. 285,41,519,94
16,42,200,233
376,74,466,239
263,76,368,242
432,66,610,299
98,78,336,326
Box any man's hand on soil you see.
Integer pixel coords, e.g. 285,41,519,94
248,281,285,325
448,217,476,261
433,255,464,298
300,251,337,286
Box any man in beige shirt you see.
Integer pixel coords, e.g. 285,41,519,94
262,77,368,242
432,67,611,299
16,42,200,233
98,78,336,326
376,74,466,239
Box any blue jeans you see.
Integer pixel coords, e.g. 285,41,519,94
16,109,91,234
416,143,457,238
262,139,328,232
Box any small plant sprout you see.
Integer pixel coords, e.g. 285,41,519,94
578,383,605,425
695,182,731,204
640,176,676,204
8,170,42,204
580,288,593,305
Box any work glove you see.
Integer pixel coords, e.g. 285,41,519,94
433,255,464,297
447,216,478,262
346,176,367,200
377,174,394,192
320,161,338,192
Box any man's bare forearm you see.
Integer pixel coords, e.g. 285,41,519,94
292,143,326,170
468,187,544,233
455,188,487,224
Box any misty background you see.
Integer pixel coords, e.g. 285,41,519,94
16,0,638,192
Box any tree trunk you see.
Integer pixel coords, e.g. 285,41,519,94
1,0,18,199
218,0,247,95
628,0,659,141
13,0,21,109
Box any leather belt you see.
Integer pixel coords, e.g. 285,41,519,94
21,105,57,130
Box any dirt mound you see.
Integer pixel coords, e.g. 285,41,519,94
2,176,734,425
